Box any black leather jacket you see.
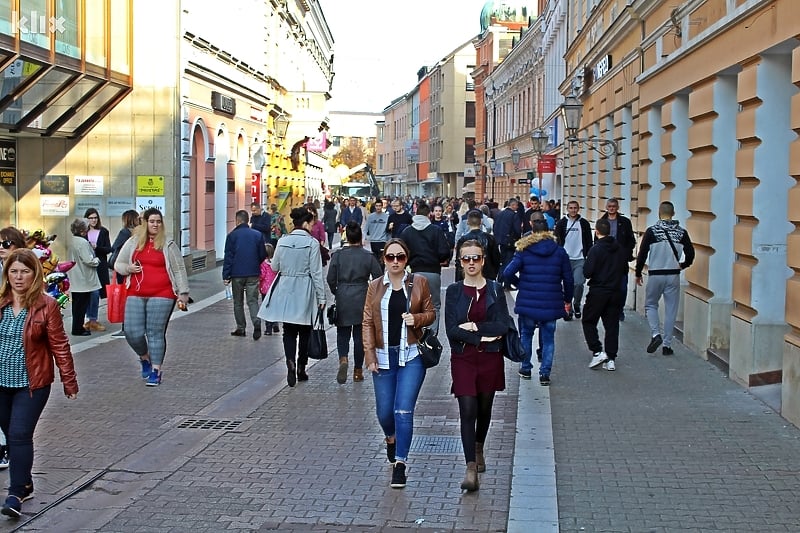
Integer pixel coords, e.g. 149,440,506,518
444,280,511,354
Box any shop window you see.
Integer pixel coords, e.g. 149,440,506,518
18,0,48,49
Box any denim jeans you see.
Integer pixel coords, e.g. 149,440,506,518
87,288,100,321
371,347,426,463
519,316,556,377
337,324,364,369
231,276,261,331
0,385,50,498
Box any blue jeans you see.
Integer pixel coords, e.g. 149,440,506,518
519,316,556,377
87,289,100,321
0,385,50,498
371,347,426,463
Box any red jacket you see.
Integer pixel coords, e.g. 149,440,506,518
0,293,79,396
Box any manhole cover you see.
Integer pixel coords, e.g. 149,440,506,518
176,418,243,431
409,435,462,454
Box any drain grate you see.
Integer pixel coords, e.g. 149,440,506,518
409,435,462,454
176,418,243,431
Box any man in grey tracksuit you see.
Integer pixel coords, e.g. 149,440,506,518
635,201,695,355
364,200,390,269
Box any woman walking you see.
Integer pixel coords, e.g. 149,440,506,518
68,218,101,336
327,221,382,384
108,210,141,337
114,208,190,386
83,208,112,332
0,249,78,519
322,200,338,249
444,239,509,491
363,238,435,489
258,206,326,387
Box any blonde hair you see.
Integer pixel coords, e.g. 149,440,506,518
133,208,166,251
265,243,275,259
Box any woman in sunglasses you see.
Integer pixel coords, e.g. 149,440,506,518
362,238,435,489
444,239,510,492
0,228,26,277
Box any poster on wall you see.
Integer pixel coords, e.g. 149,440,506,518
41,196,70,216
135,196,166,214
40,174,69,195
0,139,16,187
74,175,104,195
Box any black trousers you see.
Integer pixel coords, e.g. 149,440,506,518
71,291,91,334
581,289,623,359
282,322,311,368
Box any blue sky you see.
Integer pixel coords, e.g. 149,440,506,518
320,0,489,113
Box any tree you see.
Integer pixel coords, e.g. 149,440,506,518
330,137,376,176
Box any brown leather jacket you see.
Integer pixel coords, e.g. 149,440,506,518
362,274,435,368
0,293,79,396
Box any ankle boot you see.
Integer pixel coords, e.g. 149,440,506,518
336,357,348,384
286,360,296,387
460,462,479,491
297,365,308,382
475,442,486,473
353,368,364,382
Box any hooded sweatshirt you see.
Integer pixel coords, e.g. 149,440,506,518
399,215,452,274
502,231,574,321
584,235,627,291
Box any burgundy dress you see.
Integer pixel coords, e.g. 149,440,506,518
450,285,505,396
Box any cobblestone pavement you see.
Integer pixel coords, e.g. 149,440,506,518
1,264,799,532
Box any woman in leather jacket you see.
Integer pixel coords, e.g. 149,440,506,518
363,238,435,490
444,239,510,492
0,249,78,519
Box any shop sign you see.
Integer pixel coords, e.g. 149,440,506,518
211,91,236,116
136,175,164,196
40,174,68,195
74,175,103,195
40,196,69,216
593,55,612,82
538,155,557,173
136,196,166,214
251,172,261,206
75,198,101,215
106,197,136,216
0,139,16,187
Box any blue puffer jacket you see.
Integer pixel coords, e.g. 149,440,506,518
502,231,574,321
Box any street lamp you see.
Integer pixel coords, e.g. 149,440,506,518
511,147,520,170
487,155,497,199
560,95,620,166
274,113,290,140
531,129,549,155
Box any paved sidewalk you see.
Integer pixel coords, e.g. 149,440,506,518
1,263,799,532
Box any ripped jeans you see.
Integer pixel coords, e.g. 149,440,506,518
371,347,426,464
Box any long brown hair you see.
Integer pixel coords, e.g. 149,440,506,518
1,249,45,308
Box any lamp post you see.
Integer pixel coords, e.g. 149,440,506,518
473,160,482,199
274,113,290,140
560,95,620,167
488,155,497,200
511,147,520,170
530,129,549,200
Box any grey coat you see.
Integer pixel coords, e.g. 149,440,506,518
327,245,382,326
68,235,101,293
258,229,326,325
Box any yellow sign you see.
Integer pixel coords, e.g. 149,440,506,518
136,176,165,196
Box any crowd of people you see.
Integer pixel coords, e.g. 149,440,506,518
0,192,695,518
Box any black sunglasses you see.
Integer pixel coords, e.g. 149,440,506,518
1,240,13,249
460,254,483,264
384,253,407,262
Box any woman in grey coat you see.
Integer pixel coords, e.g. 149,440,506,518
68,218,101,336
258,207,326,387
327,221,382,384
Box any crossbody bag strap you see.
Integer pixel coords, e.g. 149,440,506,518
663,230,681,263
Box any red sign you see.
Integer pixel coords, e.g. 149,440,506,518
251,173,261,205
537,155,556,173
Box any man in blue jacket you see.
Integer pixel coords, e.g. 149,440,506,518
223,210,267,340
503,219,574,385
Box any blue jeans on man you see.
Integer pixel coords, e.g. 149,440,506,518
519,316,556,378
371,347,426,464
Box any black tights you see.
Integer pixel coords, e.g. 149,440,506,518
457,392,495,464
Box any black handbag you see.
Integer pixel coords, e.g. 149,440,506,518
502,315,525,363
326,304,337,326
407,276,442,368
308,308,329,360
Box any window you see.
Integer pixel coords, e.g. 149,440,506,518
465,137,475,163
465,101,476,128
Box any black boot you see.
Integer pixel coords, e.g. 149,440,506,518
286,360,296,387
297,365,308,382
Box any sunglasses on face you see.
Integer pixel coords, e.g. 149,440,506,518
384,253,407,262
1,240,13,249
460,254,483,264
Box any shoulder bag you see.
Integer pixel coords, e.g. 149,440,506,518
491,281,525,363
408,276,442,368
307,308,329,360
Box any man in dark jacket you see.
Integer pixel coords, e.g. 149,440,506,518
223,210,267,339
554,200,593,319
400,201,451,333
249,202,272,243
599,197,637,320
503,219,573,385
492,198,524,289
583,218,629,371
454,209,500,281
386,198,414,239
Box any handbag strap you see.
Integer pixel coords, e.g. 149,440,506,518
663,229,681,263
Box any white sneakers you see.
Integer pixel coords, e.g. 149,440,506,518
602,360,616,371
589,351,608,368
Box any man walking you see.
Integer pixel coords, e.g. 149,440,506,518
635,201,695,355
386,197,413,239
365,199,390,268
503,219,573,385
599,198,637,320
249,202,271,243
492,198,524,289
223,210,267,340
554,200,593,320
583,219,629,371
400,201,451,333
339,197,363,232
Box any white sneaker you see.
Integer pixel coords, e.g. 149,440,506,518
603,359,616,371
589,351,608,369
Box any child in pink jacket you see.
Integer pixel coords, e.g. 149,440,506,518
259,244,278,335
